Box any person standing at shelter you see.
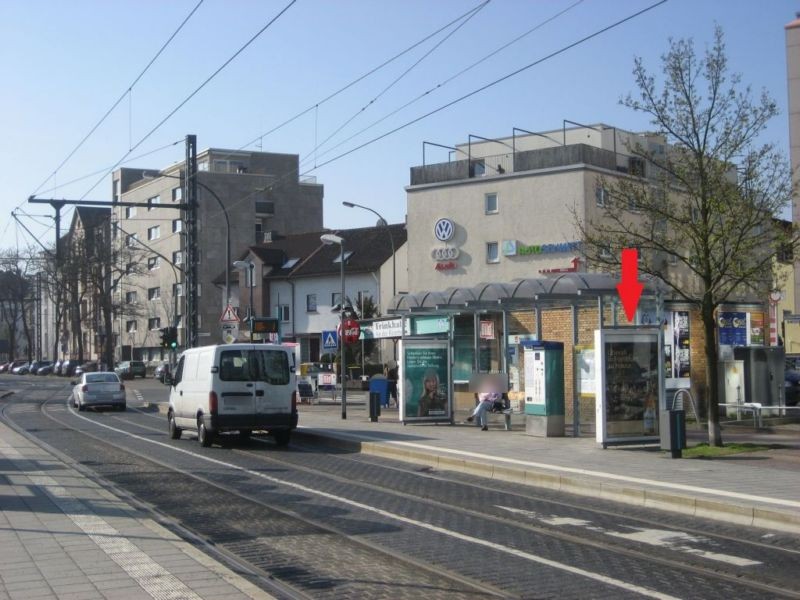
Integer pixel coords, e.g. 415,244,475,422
385,360,398,407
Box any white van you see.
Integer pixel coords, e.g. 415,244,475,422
167,343,297,447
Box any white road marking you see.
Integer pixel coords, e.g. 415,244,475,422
62,401,679,599
497,505,761,567
301,428,800,510
0,440,202,600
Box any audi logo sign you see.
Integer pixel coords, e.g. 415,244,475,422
431,246,460,261
433,218,455,242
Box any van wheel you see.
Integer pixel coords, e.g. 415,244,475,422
168,411,182,440
273,430,291,447
197,417,213,447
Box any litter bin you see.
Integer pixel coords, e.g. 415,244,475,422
659,409,686,459
369,375,389,408
369,392,382,422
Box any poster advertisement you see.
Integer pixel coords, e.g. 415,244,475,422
575,346,595,397
718,311,747,347
749,313,764,346
400,340,451,422
595,329,662,446
671,310,691,379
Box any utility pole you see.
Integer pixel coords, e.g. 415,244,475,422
184,135,199,349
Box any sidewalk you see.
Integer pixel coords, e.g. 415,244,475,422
294,402,800,535
0,412,271,600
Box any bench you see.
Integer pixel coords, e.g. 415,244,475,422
473,394,513,431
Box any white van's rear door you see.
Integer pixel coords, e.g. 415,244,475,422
217,349,257,416
252,348,293,415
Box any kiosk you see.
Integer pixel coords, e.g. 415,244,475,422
521,341,565,437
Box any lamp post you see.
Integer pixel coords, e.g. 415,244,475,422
320,233,346,420
342,201,395,298
233,260,255,342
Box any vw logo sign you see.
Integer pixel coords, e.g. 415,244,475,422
431,246,460,261
434,218,455,242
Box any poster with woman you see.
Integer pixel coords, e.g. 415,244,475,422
400,340,451,422
672,311,690,379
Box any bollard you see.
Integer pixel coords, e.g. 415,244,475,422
669,409,686,459
369,392,381,422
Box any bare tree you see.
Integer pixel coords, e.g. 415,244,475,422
574,27,795,446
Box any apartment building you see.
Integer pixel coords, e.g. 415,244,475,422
112,148,323,362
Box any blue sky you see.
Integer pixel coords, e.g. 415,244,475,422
1,0,797,250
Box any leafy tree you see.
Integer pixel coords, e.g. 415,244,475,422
574,27,795,446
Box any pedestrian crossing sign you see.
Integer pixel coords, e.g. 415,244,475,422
220,304,239,323
322,330,338,349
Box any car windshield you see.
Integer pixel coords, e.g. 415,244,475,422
86,373,120,383
219,349,290,385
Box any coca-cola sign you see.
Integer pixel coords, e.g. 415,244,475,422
338,319,361,345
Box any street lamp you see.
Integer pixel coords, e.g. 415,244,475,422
320,233,347,420
233,260,255,342
342,201,395,298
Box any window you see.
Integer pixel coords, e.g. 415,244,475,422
332,250,353,263
125,206,136,219
147,226,160,241
126,261,136,274
485,192,498,214
125,291,137,304
599,245,613,259
255,220,263,243
173,251,183,265
306,294,317,312
486,242,499,264
147,195,161,210
126,233,138,247
126,320,137,333
332,292,342,307
148,317,161,330
596,186,608,207
147,256,160,270
470,159,485,177
279,305,290,322
148,287,160,301
172,219,182,233
173,283,184,297
218,349,289,385
629,156,646,177
171,187,182,202
255,201,274,215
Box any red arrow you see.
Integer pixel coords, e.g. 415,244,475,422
616,248,644,322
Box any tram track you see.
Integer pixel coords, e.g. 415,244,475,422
3,387,800,599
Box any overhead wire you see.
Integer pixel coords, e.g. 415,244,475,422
188,0,668,233
300,0,586,169
30,0,205,199
225,0,494,161
304,0,490,163
77,0,298,201
303,0,668,175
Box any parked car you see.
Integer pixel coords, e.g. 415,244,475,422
72,371,126,411
74,362,99,378
59,359,81,377
35,361,56,376
115,360,146,380
154,362,171,383
3,360,28,374
26,360,52,375
52,359,64,375
12,362,31,375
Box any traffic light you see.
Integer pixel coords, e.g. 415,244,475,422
159,327,168,348
166,326,178,349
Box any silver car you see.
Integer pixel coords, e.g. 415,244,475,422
72,372,126,411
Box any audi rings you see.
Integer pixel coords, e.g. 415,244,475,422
431,246,460,261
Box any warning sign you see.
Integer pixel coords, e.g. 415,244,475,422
220,304,239,323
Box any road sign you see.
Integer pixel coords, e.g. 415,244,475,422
219,304,239,323
221,322,239,344
322,330,338,349
339,319,361,345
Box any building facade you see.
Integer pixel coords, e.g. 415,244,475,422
111,147,324,362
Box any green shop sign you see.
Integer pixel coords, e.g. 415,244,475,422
411,315,450,335
516,241,581,256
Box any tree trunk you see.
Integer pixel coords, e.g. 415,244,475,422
702,299,723,446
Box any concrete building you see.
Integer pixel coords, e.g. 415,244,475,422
785,14,800,351
112,148,323,362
